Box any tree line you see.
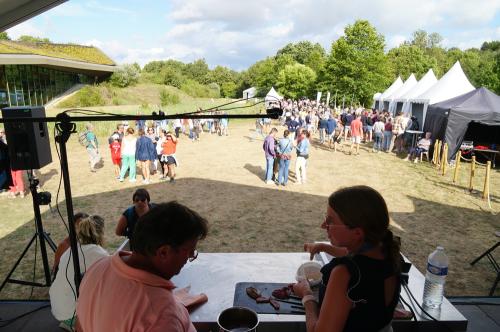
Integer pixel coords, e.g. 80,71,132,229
2,20,499,106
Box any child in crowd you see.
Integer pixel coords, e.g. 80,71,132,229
109,134,121,179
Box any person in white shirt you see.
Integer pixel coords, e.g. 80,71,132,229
372,118,385,152
49,215,109,331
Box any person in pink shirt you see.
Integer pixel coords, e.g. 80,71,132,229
76,201,208,332
349,114,364,155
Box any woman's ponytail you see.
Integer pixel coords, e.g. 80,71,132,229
382,230,401,273
77,215,105,246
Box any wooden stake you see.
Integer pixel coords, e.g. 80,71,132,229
483,161,491,199
441,143,448,175
434,140,441,167
453,150,461,183
469,156,476,192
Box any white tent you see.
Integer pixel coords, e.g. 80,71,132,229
387,74,418,115
265,87,283,108
372,92,382,109
394,69,438,117
409,61,475,127
377,76,403,111
242,87,257,99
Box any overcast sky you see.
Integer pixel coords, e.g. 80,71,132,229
6,0,500,70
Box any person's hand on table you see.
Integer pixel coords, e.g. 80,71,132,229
293,279,313,298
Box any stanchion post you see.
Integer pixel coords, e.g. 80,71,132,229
441,143,448,175
434,140,441,167
469,156,476,192
453,150,461,183
483,161,491,199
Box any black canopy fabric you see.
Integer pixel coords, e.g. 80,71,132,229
423,87,500,159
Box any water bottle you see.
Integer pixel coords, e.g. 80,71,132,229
422,246,449,309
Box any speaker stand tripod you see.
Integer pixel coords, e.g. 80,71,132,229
0,170,56,292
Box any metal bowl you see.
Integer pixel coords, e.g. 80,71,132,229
217,306,259,332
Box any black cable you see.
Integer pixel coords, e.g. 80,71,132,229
399,293,417,321
0,304,51,328
53,125,69,234
401,281,456,332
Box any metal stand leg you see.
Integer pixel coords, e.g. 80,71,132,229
0,171,56,293
470,241,500,296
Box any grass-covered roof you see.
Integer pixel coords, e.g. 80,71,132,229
0,40,115,66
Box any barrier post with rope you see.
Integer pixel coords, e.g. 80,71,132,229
441,143,448,175
483,161,491,200
469,155,476,192
453,150,461,183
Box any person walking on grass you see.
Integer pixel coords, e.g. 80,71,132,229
109,134,121,179
295,130,310,185
161,131,178,183
85,123,101,172
136,129,157,184
119,128,137,183
263,128,278,184
349,114,363,155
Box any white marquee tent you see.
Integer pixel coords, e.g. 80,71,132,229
265,87,283,108
242,87,257,99
394,69,438,120
409,61,475,127
387,74,418,115
375,76,403,111
372,92,382,109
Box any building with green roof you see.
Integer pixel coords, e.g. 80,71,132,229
0,40,116,107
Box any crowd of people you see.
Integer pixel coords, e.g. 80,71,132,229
81,111,231,184
260,98,432,186
46,185,399,332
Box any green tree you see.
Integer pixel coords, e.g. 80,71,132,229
387,44,438,79
0,32,10,40
245,57,278,94
17,35,51,43
277,63,316,99
205,65,239,97
183,59,209,83
321,20,391,106
276,41,326,72
481,41,500,52
162,67,186,88
109,64,140,87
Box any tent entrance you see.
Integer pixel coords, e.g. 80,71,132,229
463,122,500,166
411,103,425,129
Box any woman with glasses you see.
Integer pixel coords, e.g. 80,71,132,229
293,186,401,332
115,189,155,245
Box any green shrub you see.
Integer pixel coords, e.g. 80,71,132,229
59,85,104,107
207,82,221,98
162,67,186,88
109,64,140,87
159,89,180,106
181,79,220,98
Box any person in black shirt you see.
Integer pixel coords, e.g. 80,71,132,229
293,186,401,332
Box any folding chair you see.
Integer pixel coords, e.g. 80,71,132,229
470,231,500,296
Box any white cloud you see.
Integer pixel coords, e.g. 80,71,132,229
8,0,500,69
6,21,45,39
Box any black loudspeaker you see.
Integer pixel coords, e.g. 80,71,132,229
1,106,52,170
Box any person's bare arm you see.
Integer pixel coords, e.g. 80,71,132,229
115,215,127,236
304,242,348,260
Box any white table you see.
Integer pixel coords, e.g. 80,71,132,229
171,252,468,332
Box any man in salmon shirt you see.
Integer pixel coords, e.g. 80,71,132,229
349,113,364,155
76,201,208,332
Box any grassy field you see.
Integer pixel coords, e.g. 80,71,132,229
0,105,499,300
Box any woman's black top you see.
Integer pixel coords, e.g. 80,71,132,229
319,255,400,332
